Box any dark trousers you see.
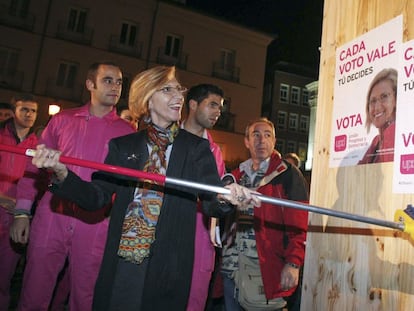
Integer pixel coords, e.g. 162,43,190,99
108,258,149,311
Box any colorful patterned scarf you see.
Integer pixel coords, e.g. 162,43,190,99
118,122,179,263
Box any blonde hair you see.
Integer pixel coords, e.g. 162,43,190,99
128,66,176,122
365,68,397,133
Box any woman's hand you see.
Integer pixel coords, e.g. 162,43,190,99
32,144,68,181
218,183,261,207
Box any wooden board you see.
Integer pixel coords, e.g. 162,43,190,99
302,1,414,310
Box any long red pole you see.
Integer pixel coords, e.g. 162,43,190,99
0,143,409,233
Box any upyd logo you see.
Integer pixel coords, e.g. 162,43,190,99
335,135,347,152
400,154,414,174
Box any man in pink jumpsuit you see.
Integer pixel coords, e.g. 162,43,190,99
181,84,226,311
0,95,38,311
10,62,135,311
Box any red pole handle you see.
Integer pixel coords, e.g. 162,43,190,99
0,143,166,185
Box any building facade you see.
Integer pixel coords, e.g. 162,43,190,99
0,0,273,166
262,61,316,171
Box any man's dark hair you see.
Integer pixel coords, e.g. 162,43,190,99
185,84,224,111
0,102,13,111
87,61,121,85
10,93,37,111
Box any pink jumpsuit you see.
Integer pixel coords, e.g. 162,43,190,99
186,130,225,311
15,104,134,311
0,120,37,311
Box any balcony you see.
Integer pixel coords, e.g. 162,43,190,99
56,21,93,45
157,47,188,70
108,35,143,58
0,71,23,90
45,78,83,101
212,62,240,83
0,4,35,31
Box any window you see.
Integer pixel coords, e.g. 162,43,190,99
56,62,78,88
67,7,87,33
287,141,297,153
298,143,307,162
277,111,287,130
302,88,309,106
8,0,30,18
288,113,298,131
291,86,300,105
299,115,310,133
219,48,236,70
164,34,182,58
280,84,289,103
0,47,19,76
276,139,285,154
120,21,138,46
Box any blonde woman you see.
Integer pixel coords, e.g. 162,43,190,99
30,66,258,311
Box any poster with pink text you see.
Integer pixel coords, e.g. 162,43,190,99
329,15,402,167
393,40,414,193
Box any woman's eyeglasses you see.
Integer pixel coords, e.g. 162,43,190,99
369,92,393,106
157,85,188,95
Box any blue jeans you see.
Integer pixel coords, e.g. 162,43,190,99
222,273,242,311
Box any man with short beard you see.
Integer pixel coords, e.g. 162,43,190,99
0,94,38,311
10,62,134,311
181,84,226,311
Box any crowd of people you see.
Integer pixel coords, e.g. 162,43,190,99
0,63,309,311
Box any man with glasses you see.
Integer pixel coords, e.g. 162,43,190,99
10,62,134,311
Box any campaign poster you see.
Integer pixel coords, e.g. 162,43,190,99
329,15,402,167
393,40,414,193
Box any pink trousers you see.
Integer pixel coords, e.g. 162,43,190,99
186,211,216,311
0,209,22,311
17,211,108,311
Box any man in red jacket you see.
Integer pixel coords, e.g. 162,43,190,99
0,94,38,311
221,118,309,311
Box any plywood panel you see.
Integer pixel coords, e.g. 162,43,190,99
302,1,414,310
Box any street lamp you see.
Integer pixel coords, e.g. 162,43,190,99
48,104,61,116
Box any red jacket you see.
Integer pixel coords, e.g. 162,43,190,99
0,119,38,199
231,151,309,299
358,122,395,164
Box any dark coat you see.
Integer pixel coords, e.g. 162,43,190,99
51,129,232,311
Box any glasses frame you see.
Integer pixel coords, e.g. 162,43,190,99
368,92,394,107
157,85,188,95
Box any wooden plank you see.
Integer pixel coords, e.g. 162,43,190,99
302,1,414,310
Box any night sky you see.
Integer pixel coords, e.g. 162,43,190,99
186,0,324,74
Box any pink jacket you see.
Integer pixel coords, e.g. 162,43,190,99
15,103,134,218
0,119,38,201
206,131,225,177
